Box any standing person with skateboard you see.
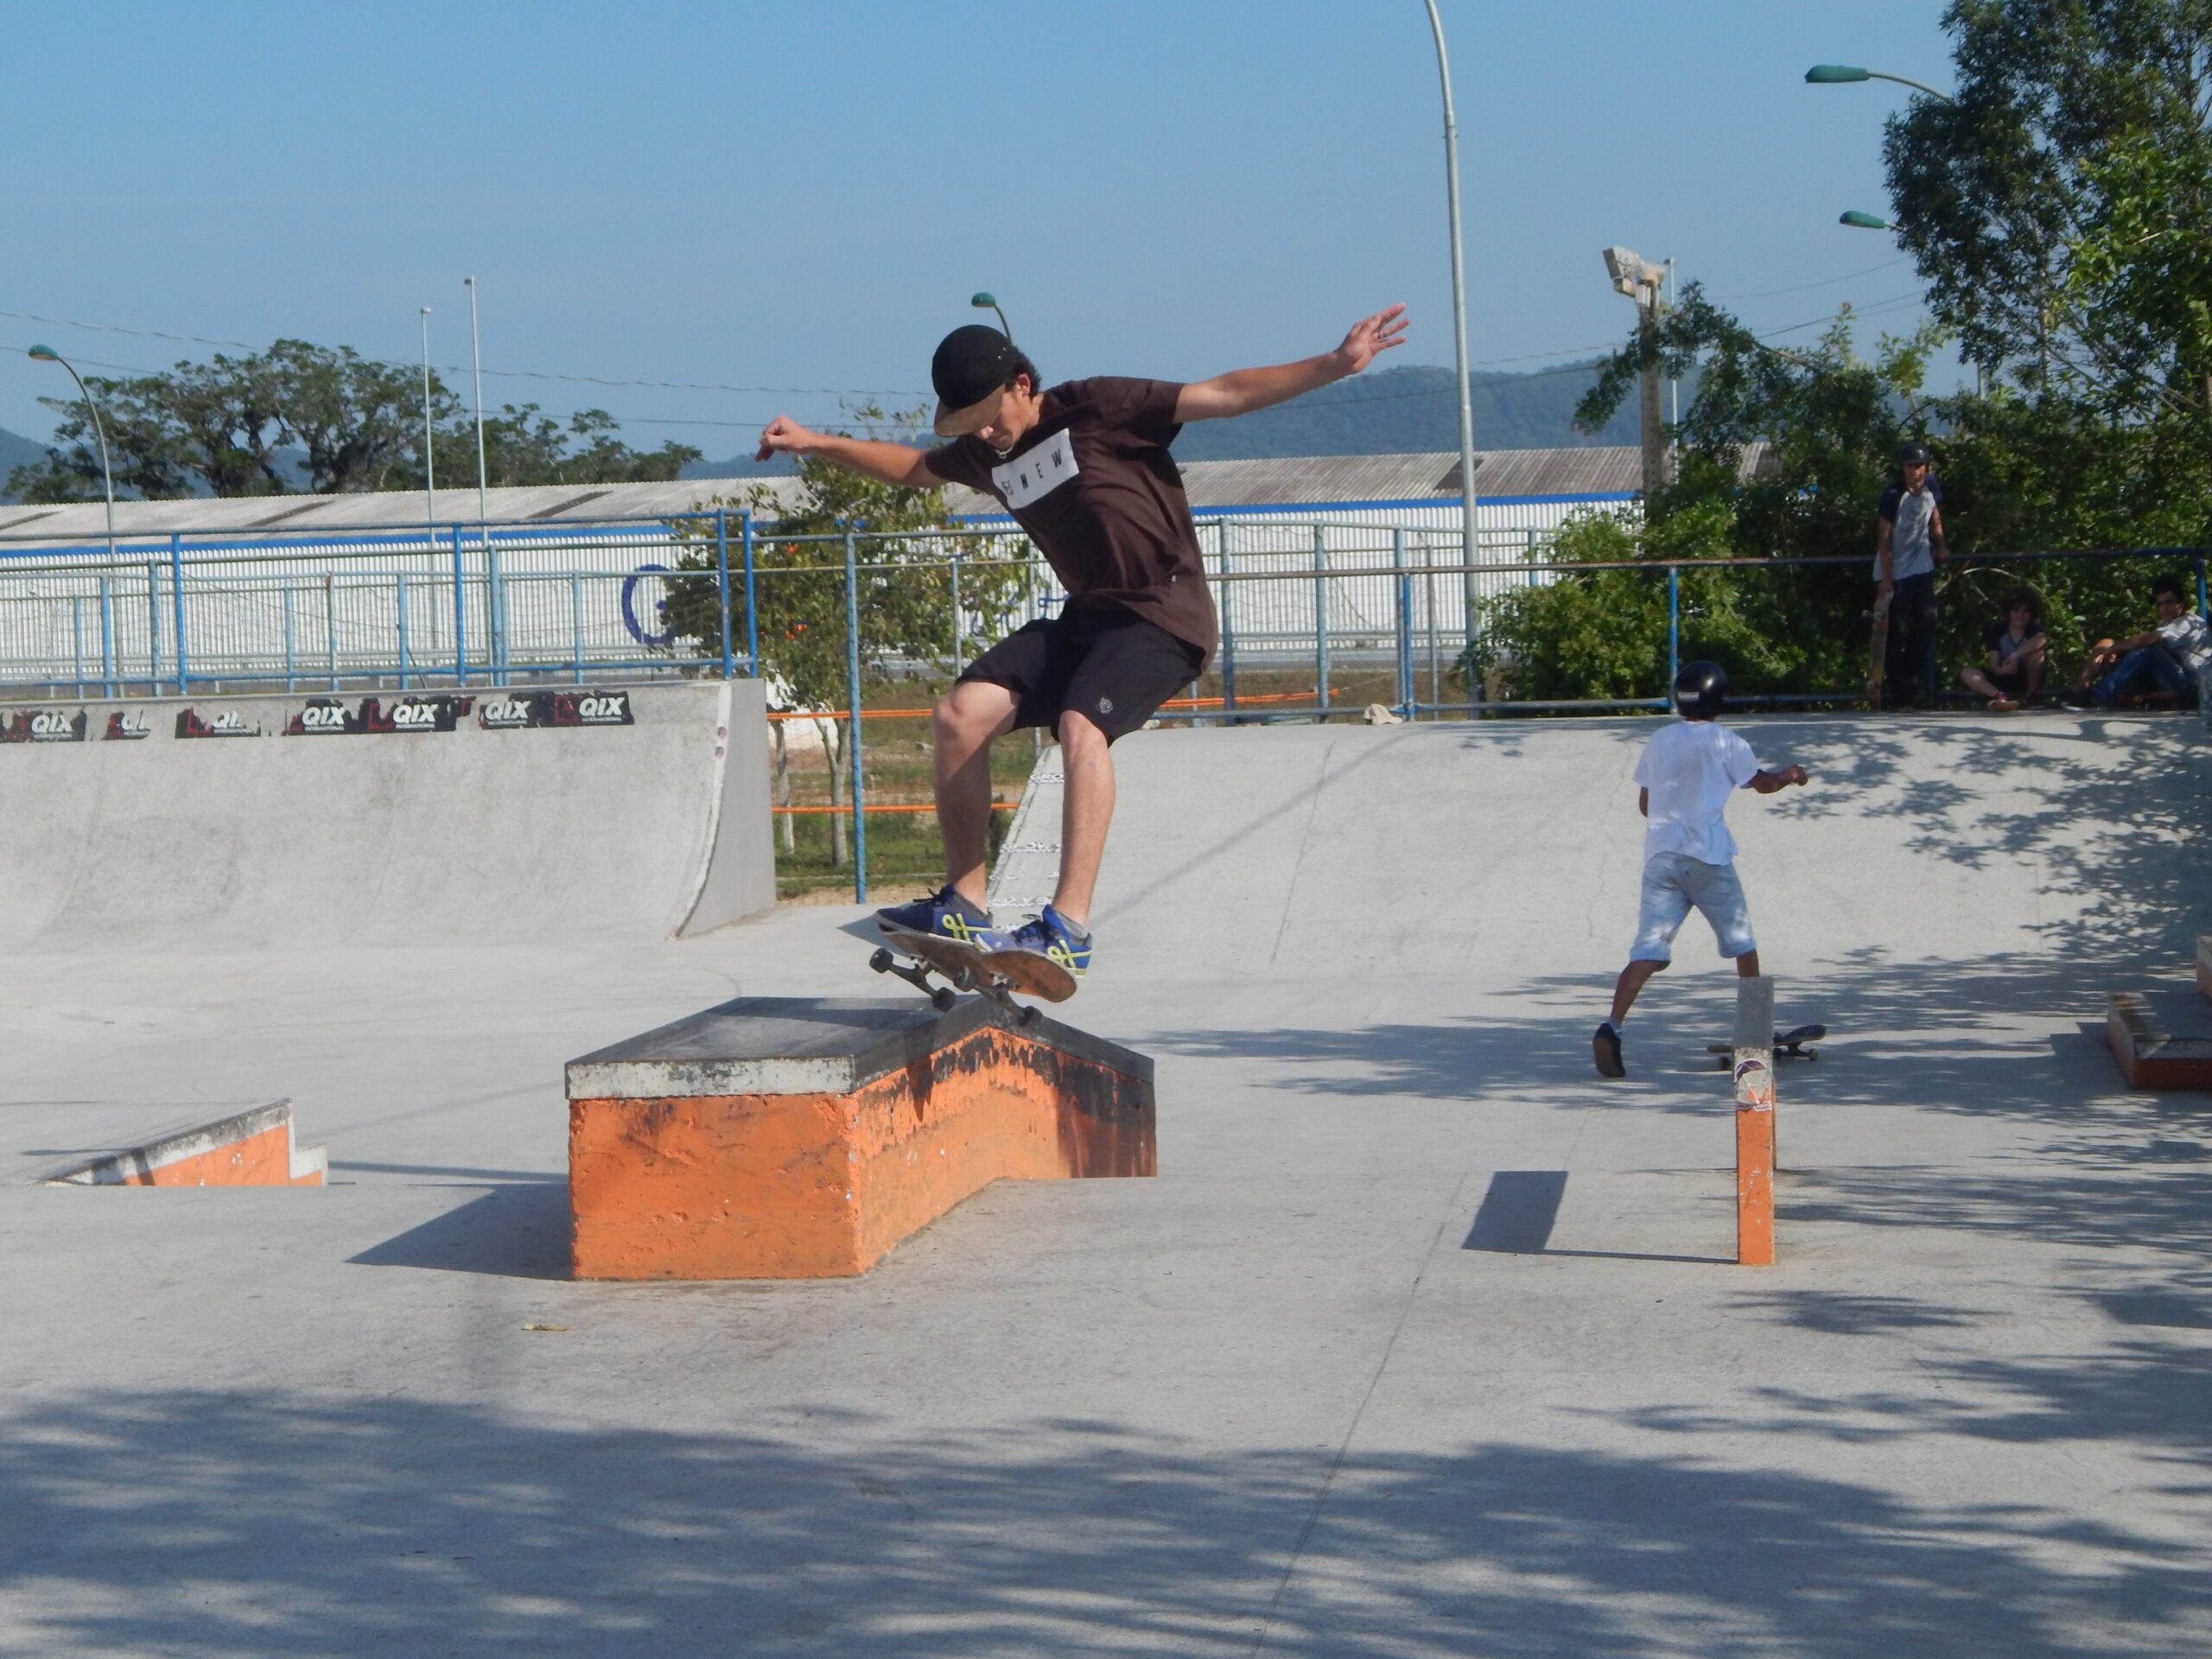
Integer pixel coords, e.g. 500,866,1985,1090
1872,442,1950,708
1592,661,1809,1079
755,303,1408,983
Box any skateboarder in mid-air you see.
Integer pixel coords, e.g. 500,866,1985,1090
1593,661,1808,1078
755,302,1408,982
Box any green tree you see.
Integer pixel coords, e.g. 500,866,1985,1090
6,342,698,501
664,407,1030,866
418,404,701,490
1479,283,2197,705
1884,0,2212,407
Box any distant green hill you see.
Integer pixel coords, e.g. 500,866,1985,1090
0,426,48,502
1173,361,1642,461
685,359,1657,477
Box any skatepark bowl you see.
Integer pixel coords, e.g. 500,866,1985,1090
1,700,2209,1656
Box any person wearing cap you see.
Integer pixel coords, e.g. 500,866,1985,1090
1873,442,1950,707
754,303,1408,977
1593,660,1808,1080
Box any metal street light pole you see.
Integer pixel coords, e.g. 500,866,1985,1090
418,307,436,535
28,345,116,565
1422,0,1481,631
464,276,488,529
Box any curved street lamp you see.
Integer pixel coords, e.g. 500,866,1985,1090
28,344,117,565
1839,210,1895,231
1804,63,1954,102
969,291,1013,340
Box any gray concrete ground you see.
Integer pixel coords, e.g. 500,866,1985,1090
1,711,2206,1656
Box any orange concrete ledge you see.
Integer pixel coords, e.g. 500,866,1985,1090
567,996,1155,1280
38,1101,327,1186
2107,993,2212,1090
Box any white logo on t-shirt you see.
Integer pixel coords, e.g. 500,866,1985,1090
992,427,1079,510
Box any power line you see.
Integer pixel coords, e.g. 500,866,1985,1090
1711,257,1913,301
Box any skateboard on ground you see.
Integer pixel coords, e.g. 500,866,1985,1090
1866,592,1891,709
1708,1023,1827,1071
868,925,1074,1027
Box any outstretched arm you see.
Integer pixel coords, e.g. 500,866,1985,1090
1173,305,1408,423
755,416,942,488
1747,765,1808,793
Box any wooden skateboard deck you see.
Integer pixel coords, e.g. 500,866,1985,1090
868,925,1071,1025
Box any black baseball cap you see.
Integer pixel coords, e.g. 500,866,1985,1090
931,324,1021,436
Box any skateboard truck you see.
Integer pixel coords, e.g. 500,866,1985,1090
1708,1023,1826,1070
869,945,1042,1027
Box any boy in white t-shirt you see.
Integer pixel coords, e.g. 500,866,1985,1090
1594,661,1809,1079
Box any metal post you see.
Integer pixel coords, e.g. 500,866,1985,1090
1421,1,1481,629
569,573,583,683
282,588,296,692
98,574,114,699
741,513,759,676
419,305,436,535
325,573,339,690
950,547,964,675
489,539,507,683
71,594,85,700
1217,525,1237,720
1394,527,1413,716
843,529,868,904
145,560,161,692
451,524,467,686
168,534,188,695
1733,975,1777,1267
713,510,734,678
465,276,489,531
1666,564,1681,702
396,572,410,690
1427,566,1441,710
1313,524,1331,715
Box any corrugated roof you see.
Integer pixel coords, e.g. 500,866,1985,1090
0,444,1768,543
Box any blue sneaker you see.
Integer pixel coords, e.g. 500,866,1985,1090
1000,905,1093,978
874,884,1007,950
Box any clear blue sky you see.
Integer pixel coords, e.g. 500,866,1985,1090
0,0,1957,456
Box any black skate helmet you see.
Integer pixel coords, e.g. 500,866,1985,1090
1674,659,1728,718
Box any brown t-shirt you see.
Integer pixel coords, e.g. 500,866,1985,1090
925,377,1217,665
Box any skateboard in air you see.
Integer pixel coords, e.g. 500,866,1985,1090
1708,1023,1827,1071
868,925,1075,1027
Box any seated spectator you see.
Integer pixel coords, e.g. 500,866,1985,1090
2069,575,2211,708
1959,586,2046,711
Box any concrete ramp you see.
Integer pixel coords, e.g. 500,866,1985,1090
0,679,772,951
1027,715,2209,982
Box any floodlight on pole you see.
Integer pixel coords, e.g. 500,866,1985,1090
1840,210,1895,231
1599,250,1671,499
969,291,1013,340
28,344,116,567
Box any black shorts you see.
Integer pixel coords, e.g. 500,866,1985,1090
957,605,1204,743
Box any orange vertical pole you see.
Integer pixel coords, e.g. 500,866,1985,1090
1732,976,1776,1266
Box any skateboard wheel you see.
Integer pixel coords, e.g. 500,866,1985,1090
1018,1006,1041,1027
931,988,957,1012
868,948,893,973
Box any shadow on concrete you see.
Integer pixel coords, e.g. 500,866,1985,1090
0,1389,2204,1656
347,1183,569,1281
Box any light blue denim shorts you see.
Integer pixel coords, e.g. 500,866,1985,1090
1631,851,1757,963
